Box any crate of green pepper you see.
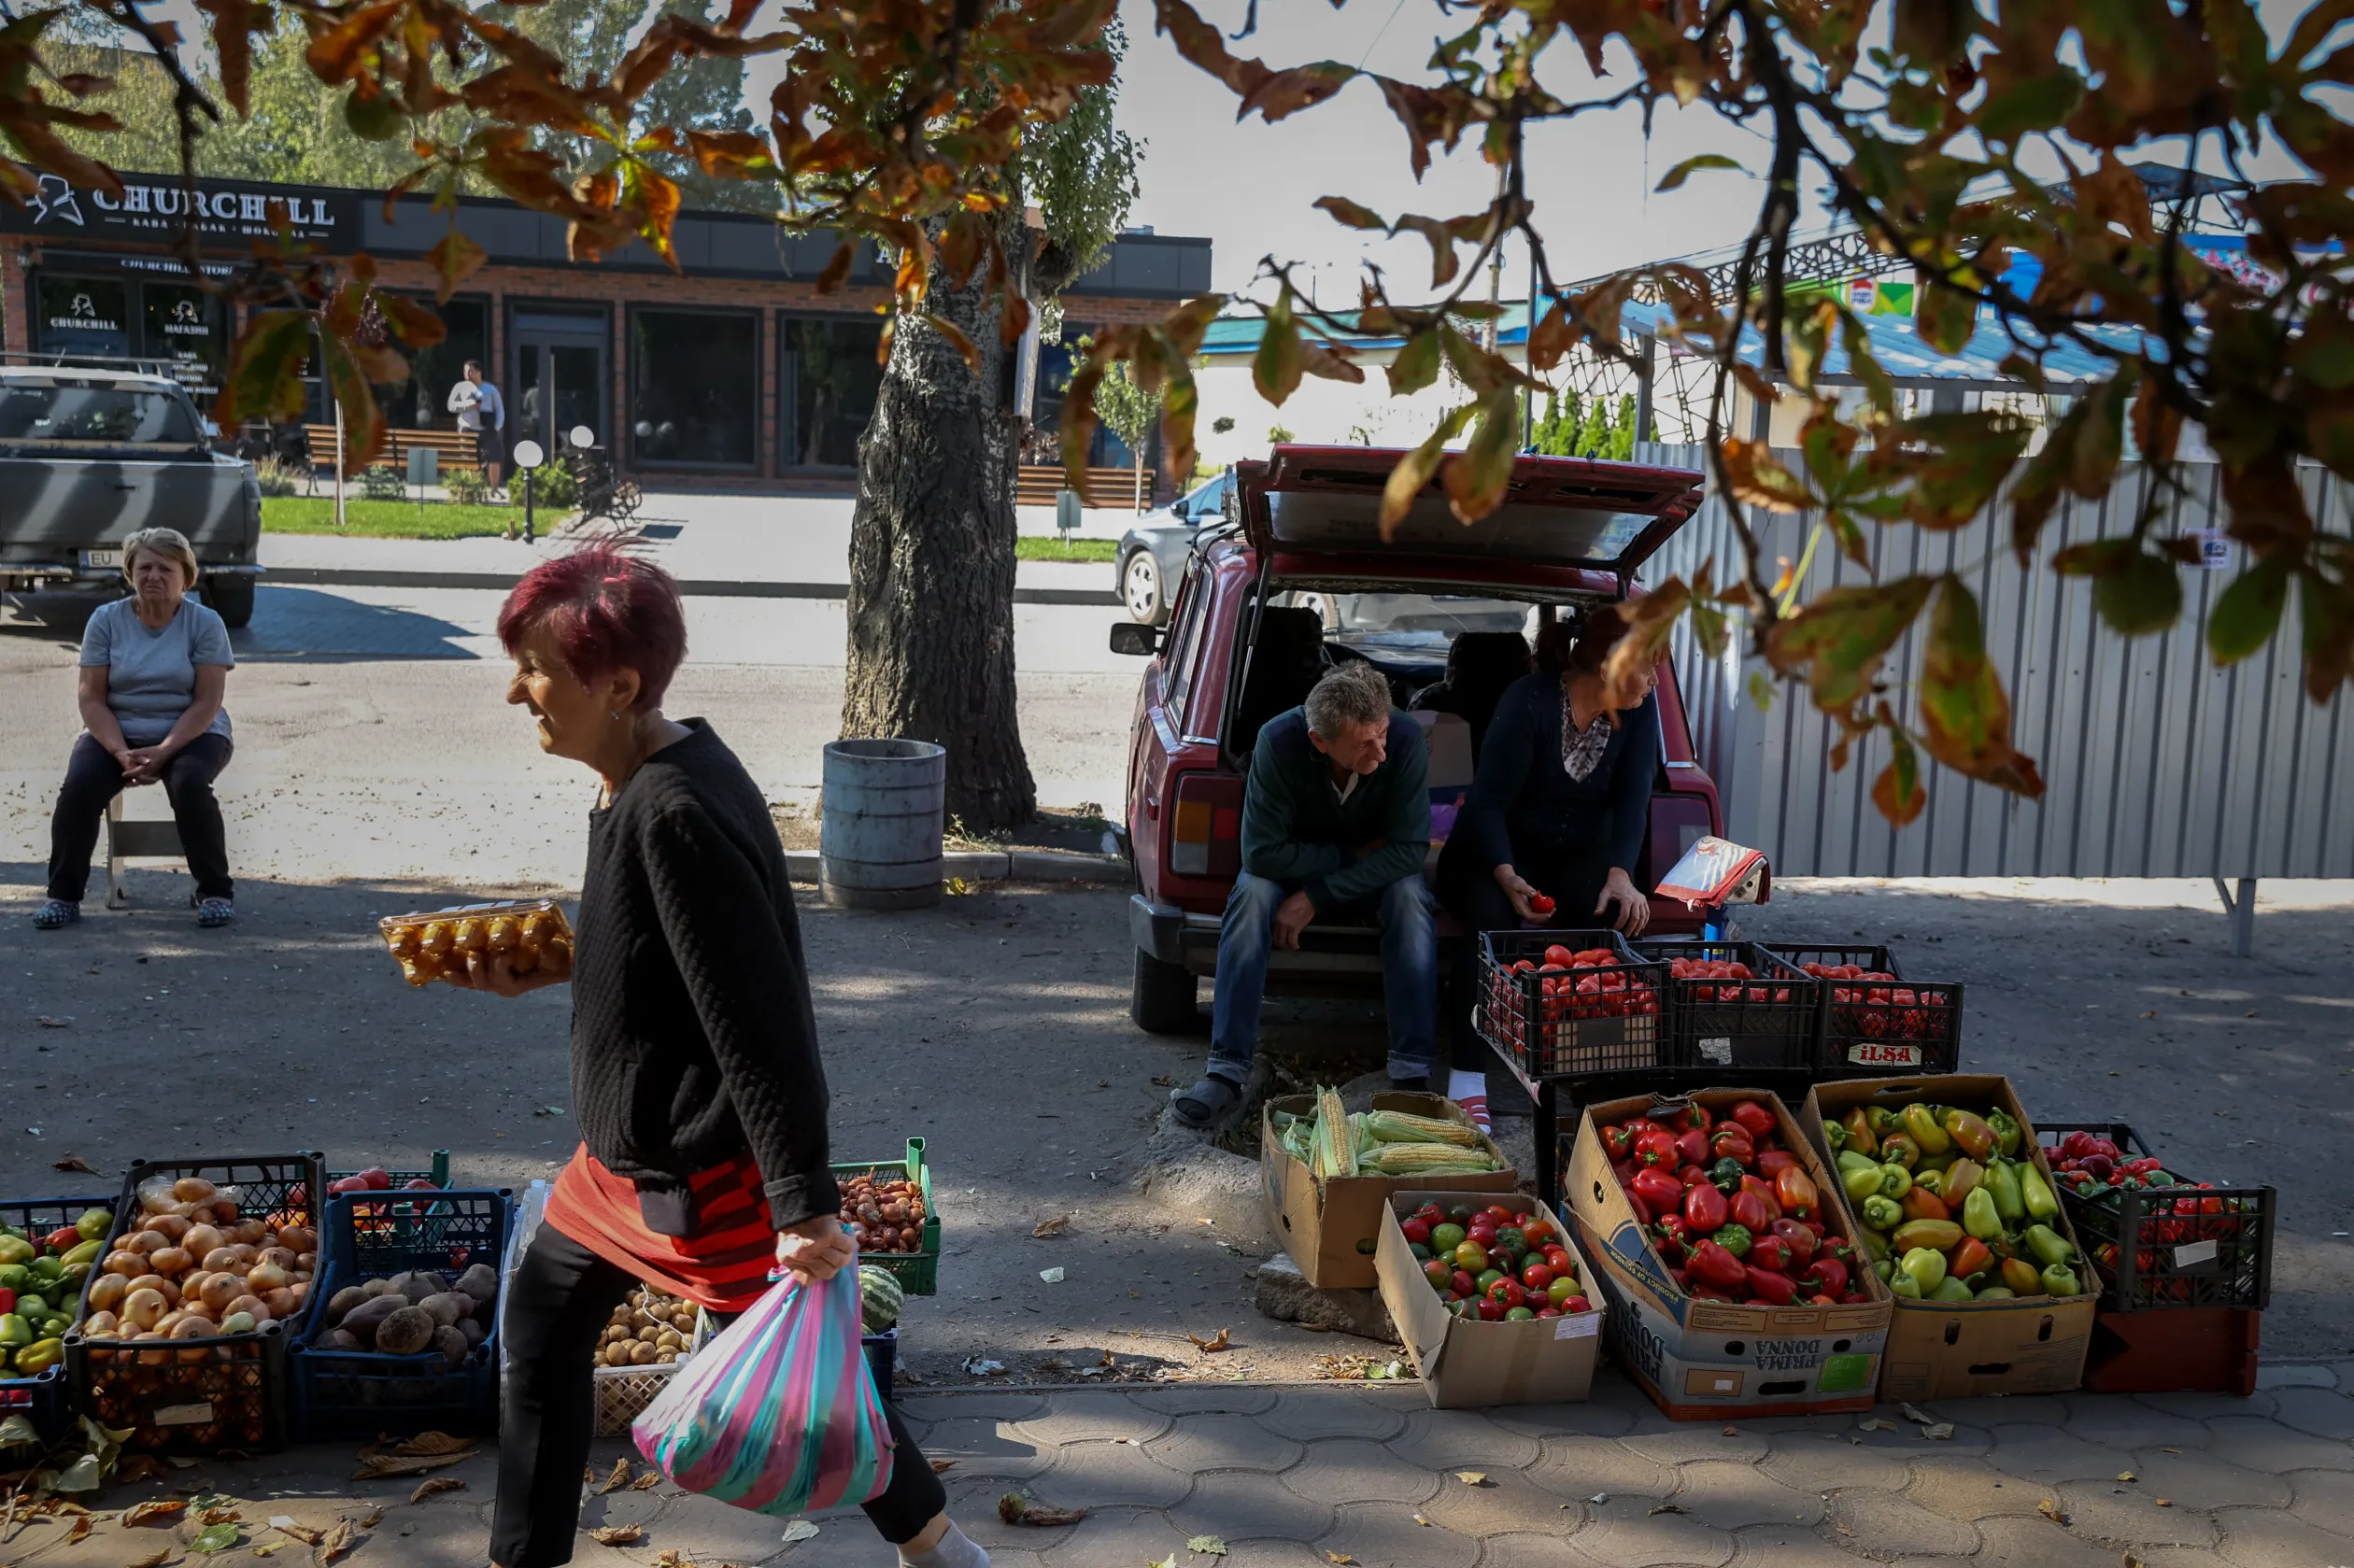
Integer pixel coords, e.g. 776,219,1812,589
0,1196,114,1441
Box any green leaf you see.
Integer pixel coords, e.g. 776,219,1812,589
2069,367,2137,499
1255,288,1303,406
1765,576,1936,710
1977,69,2084,143
2207,557,2292,665
191,1522,242,1553
1919,575,2044,796
215,309,318,431
1387,330,1441,397
1439,387,1522,524
1914,280,1978,356
2053,538,2182,636
1747,670,1774,712
1381,403,1476,538
1654,153,1743,192
1187,1536,1229,1556
1872,725,1927,826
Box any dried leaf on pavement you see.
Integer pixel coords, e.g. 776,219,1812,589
352,1447,476,1479
1187,1535,1228,1555
50,1153,98,1173
125,1551,173,1568
1922,1423,1955,1441
277,1525,323,1547
200,1508,242,1525
393,1433,473,1457
595,1459,633,1495
782,1521,819,1543
1454,1472,1489,1486
589,1524,643,1546
2038,1499,2071,1526
929,1460,957,1473
318,1518,358,1564
125,1501,190,1527
1187,1328,1231,1353
1900,1403,1934,1424
1031,1214,1072,1237
997,1493,1086,1527
1326,1555,1356,1566
630,1472,661,1490
353,1511,382,1530
65,1516,92,1544
411,1478,466,1504
1649,1504,1689,1516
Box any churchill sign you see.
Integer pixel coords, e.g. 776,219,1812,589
0,173,360,247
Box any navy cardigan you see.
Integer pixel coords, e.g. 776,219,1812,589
1455,672,1660,877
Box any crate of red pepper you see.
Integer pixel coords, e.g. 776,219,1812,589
1763,943,1963,1077
2037,1123,2274,1313
1588,1095,1881,1310
1633,941,1819,1073
1475,930,1666,1081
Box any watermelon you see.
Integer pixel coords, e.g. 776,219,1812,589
858,1264,902,1333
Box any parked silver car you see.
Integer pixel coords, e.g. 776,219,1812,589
1113,472,1227,624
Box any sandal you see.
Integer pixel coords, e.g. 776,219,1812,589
1170,1073,1242,1129
196,898,235,928
33,899,79,930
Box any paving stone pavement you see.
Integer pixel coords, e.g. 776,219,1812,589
4,1366,2351,1568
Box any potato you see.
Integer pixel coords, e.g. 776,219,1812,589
401,1272,448,1305
629,1340,659,1366
457,1318,485,1349
341,1294,406,1338
433,1325,470,1369
327,1285,370,1325
416,1293,470,1329
603,1341,636,1368
457,1264,501,1304
603,1325,630,1346
320,1327,362,1351
362,1278,398,1300
375,1306,435,1356
637,1325,661,1345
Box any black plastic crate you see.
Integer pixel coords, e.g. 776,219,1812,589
64,1152,324,1453
864,1329,896,1405
1762,943,1964,1076
288,1188,512,1442
1476,929,1667,1081
2036,1123,2275,1313
0,1194,112,1441
1632,940,1819,1072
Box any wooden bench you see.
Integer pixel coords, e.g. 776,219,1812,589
1016,464,1156,510
301,426,483,473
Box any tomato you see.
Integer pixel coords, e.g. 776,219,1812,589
1423,1258,1454,1290
1544,944,1576,968
1400,1217,1431,1247
1521,1261,1554,1293
1486,1278,1527,1310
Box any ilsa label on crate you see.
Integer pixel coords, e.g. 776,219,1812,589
1554,1314,1600,1341
1848,1041,1925,1068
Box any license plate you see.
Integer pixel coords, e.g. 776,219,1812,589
80,549,121,569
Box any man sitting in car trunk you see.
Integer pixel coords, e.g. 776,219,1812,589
1170,662,1436,1128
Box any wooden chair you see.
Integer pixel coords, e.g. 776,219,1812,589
106,794,188,910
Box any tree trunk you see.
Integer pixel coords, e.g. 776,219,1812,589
843,230,1037,834
1132,450,1143,513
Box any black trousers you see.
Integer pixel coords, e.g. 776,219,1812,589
47,731,234,903
1436,838,1615,1070
492,1222,946,1568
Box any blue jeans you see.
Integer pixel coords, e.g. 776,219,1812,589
1209,870,1439,1083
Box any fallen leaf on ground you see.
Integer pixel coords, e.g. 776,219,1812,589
1327,1555,1356,1565
1038,1267,1065,1283
1187,1535,1228,1556
394,1433,472,1457
2038,1499,2071,1526
66,1516,92,1544
125,1501,189,1527
589,1525,643,1546
2117,1471,2135,1482
1032,1215,1072,1237
277,1525,323,1546
1922,1423,1955,1441
631,1472,661,1490
319,1518,359,1564
1150,1557,1178,1568
200,1508,242,1525
412,1478,466,1503
126,1551,173,1568
596,1459,632,1495
1649,1504,1689,1516
1722,1425,1739,1436
354,1511,382,1530
35,1015,69,1027
997,1494,1086,1527
1151,1075,1176,1087
1900,1403,1934,1424
352,1447,477,1479
190,1522,241,1554
783,1520,819,1543
2156,1499,2174,1507
929,1460,957,1473
1187,1328,1231,1353
1856,1417,1895,1432
1454,1472,1489,1486
1411,1513,1432,1526
2124,1554,2146,1568
50,1153,97,1173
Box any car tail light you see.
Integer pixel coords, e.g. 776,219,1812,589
1169,771,1243,880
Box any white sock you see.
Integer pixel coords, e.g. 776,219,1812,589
900,1520,988,1568
1448,1069,1490,1131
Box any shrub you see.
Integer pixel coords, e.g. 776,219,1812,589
358,464,406,501
252,458,303,498
445,467,498,505
528,456,578,509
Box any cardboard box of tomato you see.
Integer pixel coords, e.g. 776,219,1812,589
1260,1094,1517,1290
1371,1190,1603,1407
1566,1088,1893,1420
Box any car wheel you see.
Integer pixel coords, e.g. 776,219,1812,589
203,574,254,629
1121,550,1163,624
1130,947,1198,1034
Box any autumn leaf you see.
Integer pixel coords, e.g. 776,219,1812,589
1655,152,1743,191
588,1525,643,1547
425,229,489,305
1381,403,1475,539
411,1477,466,1504
2208,556,2292,667
997,1493,1086,1527
1255,288,1302,406
1721,439,1815,513
631,1471,662,1490
50,1154,98,1174
1918,575,2045,797
1032,1215,1073,1237
1439,387,1523,525
212,311,317,431
351,1446,477,1480
595,1458,632,1495
125,1500,190,1527
1313,195,1385,231
1187,1327,1231,1352
1186,1535,1228,1556
126,1551,174,1568
1871,719,1928,826
1602,577,1691,714
1765,576,1936,711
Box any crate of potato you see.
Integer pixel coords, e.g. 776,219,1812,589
287,1189,513,1442
834,1139,939,1295
592,1284,714,1437
64,1154,326,1453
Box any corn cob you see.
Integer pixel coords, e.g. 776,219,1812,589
1363,1141,1499,1176
1360,1109,1481,1148
1312,1087,1357,1180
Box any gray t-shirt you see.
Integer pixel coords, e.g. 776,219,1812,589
78,597,234,746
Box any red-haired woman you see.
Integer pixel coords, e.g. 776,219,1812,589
453,546,982,1568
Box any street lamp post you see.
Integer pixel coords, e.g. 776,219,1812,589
513,438,546,544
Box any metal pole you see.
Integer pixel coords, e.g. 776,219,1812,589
332,389,346,530
1521,243,1537,448
524,469,535,544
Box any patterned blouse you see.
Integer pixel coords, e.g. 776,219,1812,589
1559,686,1614,783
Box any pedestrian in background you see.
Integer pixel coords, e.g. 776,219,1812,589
448,358,508,505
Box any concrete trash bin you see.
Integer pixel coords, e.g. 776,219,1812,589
819,739,947,910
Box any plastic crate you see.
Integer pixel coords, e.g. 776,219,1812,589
286,1189,512,1442
324,1150,452,1191
864,1329,897,1405
833,1139,940,1295
0,1195,113,1441
2035,1123,2275,1313
1762,943,1964,1076
1475,929,1667,1081
65,1152,325,1453
1632,940,1819,1072
2082,1305,2260,1395
592,1298,714,1437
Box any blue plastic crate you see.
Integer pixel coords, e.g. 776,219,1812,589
864,1329,897,1406
0,1195,112,1442
288,1189,511,1443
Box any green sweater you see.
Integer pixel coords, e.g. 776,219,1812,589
1239,708,1430,912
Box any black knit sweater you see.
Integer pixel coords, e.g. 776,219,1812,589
570,719,840,1229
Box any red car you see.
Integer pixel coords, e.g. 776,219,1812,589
1110,445,1724,1034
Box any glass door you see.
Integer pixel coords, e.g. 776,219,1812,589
509,308,608,454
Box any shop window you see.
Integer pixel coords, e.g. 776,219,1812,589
1028,325,1154,470
630,307,757,467
35,275,132,360
778,313,883,469
34,273,233,412
375,297,490,430
138,282,228,401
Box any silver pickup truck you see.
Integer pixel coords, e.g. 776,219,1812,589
0,368,262,627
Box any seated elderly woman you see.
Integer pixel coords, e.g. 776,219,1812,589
35,528,237,930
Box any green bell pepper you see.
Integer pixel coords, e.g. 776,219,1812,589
1873,1258,1893,1281
12,1336,63,1376
1911,1167,1945,1197
0,1264,27,1294
1899,1246,1949,1293
1843,1164,1886,1203
1916,1150,1957,1175
1888,1267,1924,1298
74,1208,111,1242
2021,1161,2060,1221
1824,1120,1849,1152
1879,1133,1921,1169
1984,1159,2025,1222
1930,1276,1977,1303
26,1257,61,1285
1878,1163,1913,1199
1973,1285,2016,1300
0,1236,31,1268
1858,1227,1891,1264
1709,1157,1747,1194
58,1237,103,1269
1902,1104,1953,1155
2040,1264,2080,1296
1711,1224,1752,1258
13,1293,45,1321
0,1313,31,1349
1862,1194,1905,1232
2022,1223,2075,1269
1962,1186,2004,1241
1836,1150,1881,1177
1984,1108,2023,1156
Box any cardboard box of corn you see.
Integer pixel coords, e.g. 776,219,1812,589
1261,1090,1517,1289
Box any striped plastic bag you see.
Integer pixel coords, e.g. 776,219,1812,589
631,1268,895,1516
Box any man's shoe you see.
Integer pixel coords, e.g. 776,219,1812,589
1170,1074,1242,1129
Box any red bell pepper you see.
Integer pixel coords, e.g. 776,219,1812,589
1747,1234,1794,1273
1729,1099,1778,1140
1687,1238,1748,1292
1667,1266,1691,1292
1728,1189,1773,1233
42,1227,79,1254
1709,1123,1756,1166
1692,1287,1739,1303
1602,1123,1637,1161
1629,1168,1683,1214
1677,1165,1710,1189
1635,1128,1680,1169
1899,1186,1950,1223
1683,1181,1728,1234
1739,1175,1783,1223
1769,1219,1818,1266
1774,1165,1822,1222
1743,1264,1800,1305
1652,1214,1693,1264
1625,1189,1652,1226
1839,1289,1870,1304
1800,1255,1850,1298
0,1286,15,1317
1756,1150,1798,1177
1674,1127,1711,1168
1663,1102,1713,1134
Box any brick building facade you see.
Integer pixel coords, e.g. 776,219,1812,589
0,173,1209,491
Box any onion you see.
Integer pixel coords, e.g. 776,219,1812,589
202,1247,242,1273
88,1275,129,1313
123,1231,168,1257
233,1221,269,1247
246,1262,290,1294
174,1177,219,1204
227,1293,271,1323
220,1311,258,1335
230,1244,261,1265
141,1213,192,1242
149,1247,193,1277
86,1309,120,1334
103,1250,147,1278
200,1274,243,1314
258,1247,299,1273
277,1226,318,1255
182,1223,226,1258
262,1287,299,1319
123,1288,168,1330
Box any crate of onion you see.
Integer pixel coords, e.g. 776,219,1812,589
833,1139,939,1295
64,1153,327,1454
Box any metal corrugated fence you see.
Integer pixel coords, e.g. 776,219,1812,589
1636,442,2354,879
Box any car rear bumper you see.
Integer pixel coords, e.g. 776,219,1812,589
1132,891,1707,978
3,561,261,588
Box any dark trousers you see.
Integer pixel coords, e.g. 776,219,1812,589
1436,839,1614,1070
492,1223,946,1568
47,731,234,903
